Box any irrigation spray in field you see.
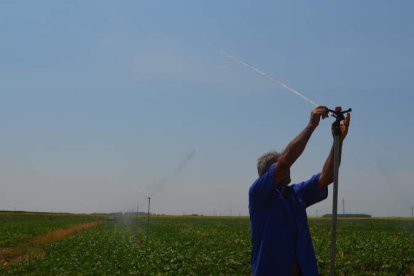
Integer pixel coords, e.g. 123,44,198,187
143,150,195,241
222,51,352,275
150,150,196,196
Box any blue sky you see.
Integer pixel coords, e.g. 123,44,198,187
0,1,413,216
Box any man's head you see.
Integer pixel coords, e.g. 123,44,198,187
257,151,281,177
257,151,291,187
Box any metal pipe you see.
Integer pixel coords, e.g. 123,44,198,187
329,133,341,276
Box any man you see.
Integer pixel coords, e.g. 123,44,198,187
249,106,350,275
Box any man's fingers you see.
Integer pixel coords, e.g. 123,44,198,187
341,123,348,133
314,106,328,119
340,117,349,138
345,113,351,127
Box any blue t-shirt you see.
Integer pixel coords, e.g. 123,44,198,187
249,163,328,276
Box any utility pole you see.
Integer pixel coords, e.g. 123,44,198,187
342,198,345,215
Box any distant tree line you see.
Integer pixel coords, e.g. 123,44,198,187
322,214,372,218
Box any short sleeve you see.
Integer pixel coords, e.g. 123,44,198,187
249,163,278,208
293,173,328,208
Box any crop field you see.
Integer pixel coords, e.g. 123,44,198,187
0,213,413,275
0,211,105,248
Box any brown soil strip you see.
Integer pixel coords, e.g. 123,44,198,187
406,264,414,276
0,220,104,268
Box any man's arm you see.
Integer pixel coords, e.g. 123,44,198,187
319,113,351,191
275,106,328,185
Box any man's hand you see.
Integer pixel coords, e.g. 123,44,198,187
308,106,328,129
332,113,351,142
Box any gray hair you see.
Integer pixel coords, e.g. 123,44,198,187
257,151,281,177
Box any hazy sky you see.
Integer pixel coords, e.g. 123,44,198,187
1,1,413,217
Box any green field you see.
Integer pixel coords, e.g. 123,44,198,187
1,213,413,275
0,211,105,247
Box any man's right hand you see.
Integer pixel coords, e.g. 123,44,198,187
332,112,351,142
308,106,328,129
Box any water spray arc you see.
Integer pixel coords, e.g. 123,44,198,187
220,50,319,107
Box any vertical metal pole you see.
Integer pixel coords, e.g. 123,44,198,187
342,198,345,215
329,134,341,276
147,197,151,237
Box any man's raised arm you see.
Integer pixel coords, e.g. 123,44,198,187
275,106,328,185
